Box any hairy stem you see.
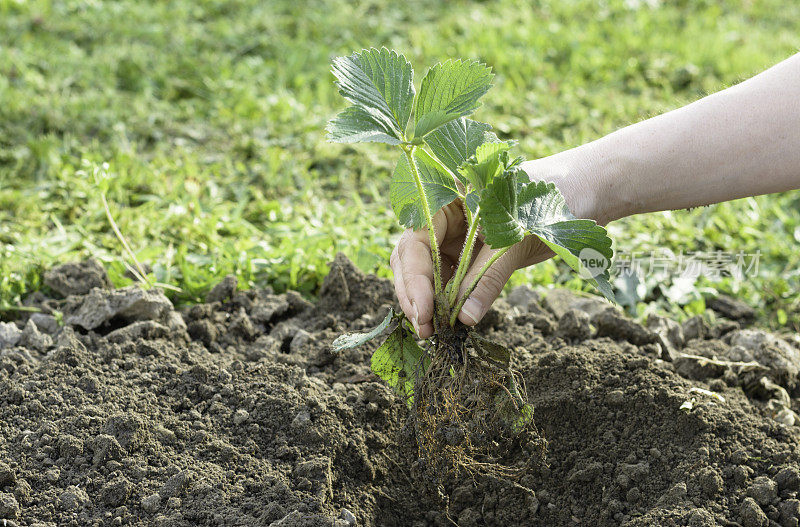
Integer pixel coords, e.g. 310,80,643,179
402,146,443,296
446,206,480,306
450,246,509,326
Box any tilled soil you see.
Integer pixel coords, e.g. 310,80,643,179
1,255,800,526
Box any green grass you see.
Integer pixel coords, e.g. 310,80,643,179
1,0,799,329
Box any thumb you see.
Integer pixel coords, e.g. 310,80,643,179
456,243,519,326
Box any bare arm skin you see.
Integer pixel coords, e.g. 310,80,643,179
541,52,800,224
392,52,800,336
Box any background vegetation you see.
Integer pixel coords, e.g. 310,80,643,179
1,0,799,329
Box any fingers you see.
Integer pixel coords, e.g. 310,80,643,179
455,235,558,325
390,246,413,321
391,211,451,339
517,235,555,268
438,202,469,262
456,243,521,326
397,230,435,338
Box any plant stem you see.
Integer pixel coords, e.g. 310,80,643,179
446,206,480,306
100,192,152,288
402,146,443,295
450,246,509,326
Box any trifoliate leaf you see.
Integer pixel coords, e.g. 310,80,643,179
413,60,493,139
390,149,459,229
480,175,615,301
331,47,415,141
331,309,394,352
423,118,492,180
371,324,428,402
460,140,512,190
327,106,402,145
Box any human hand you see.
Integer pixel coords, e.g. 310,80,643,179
393,52,800,335
390,153,598,337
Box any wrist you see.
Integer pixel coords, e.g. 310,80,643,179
521,142,627,226
572,140,632,224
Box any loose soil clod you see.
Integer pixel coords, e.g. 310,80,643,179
1,255,800,526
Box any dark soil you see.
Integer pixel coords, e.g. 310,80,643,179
2,254,800,526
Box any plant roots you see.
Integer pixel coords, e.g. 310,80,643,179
410,324,547,489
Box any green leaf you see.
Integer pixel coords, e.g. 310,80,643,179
390,149,459,229
480,175,616,301
465,190,480,216
540,240,616,301
478,170,524,247
331,309,394,352
327,106,402,145
470,333,511,367
331,47,415,141
413,60,493,139
423,118,492,179
493,379,533,433
460,140,511,190
511,403,534,434
371,324,428,401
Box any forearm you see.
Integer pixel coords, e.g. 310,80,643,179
526,53,800,224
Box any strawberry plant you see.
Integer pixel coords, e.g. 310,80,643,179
328,48,614,481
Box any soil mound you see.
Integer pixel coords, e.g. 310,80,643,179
1,255,800,526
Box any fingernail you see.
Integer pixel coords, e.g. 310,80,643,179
461,297,485,325
411,301,421,335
